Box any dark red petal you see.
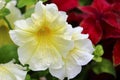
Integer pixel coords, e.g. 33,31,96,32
78,6,97,15
101,39,116,61
112,3,120,11
107,0,120,3
80,16,102,44
51,0,78,11
101,21,120,39
113,40,120,66
103,12,119,28
112,3,120,15
92,0,111,12
67,12,83,27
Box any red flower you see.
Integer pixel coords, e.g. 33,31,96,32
113,40,120,66
51,0,79,11
106,0,120,66
78,0,120,44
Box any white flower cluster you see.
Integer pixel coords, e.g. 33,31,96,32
1,0,94,80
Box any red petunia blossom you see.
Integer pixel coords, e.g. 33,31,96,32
78,0,120,44
106,0,120,66
67,12,83,27
51,0,79,11
113,40,120,66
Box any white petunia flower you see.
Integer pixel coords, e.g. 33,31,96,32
9,1,74,71
49,27,94,80
0,60,27,80
0,0,5,9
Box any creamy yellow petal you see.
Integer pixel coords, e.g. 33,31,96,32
51,36,74,57
18,40,63,71
9,30,35,46
34,1,45,18
14,19,35,31
0,60,27,80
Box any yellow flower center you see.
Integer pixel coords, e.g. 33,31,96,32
35,26,53,43
38,27,51,36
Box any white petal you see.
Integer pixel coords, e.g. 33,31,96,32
0,60,27,80
59,11,68,22
66,62,82,79
71,50,94,65
35,1,45,15
75,39,94,53
32,1,45,21
49,12,68,35
49,60,82,80
14,20,27,29
14,19,33,30
73,27,83,33
46,3,59,22
18,41,63,71
63,24,73,40
9,30,35,46
49,66,65,80
51,37,74,58
72,27,89,40
6,0,23,28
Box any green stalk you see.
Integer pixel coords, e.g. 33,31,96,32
3,17,12,30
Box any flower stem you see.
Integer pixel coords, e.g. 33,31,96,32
3,17,12,30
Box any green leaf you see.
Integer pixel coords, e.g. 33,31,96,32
93,57,102,62
92,59,116,77
39,0,48,3
17,0,37,8
31,79,37,80
76,66,90,80
0,44,19,63
25,74,31,80
31,70,49,79
5,0,11,2
94,45,104,57
0,8,10,17
79,0,92,6
46,73,58,80
24,8,34,18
